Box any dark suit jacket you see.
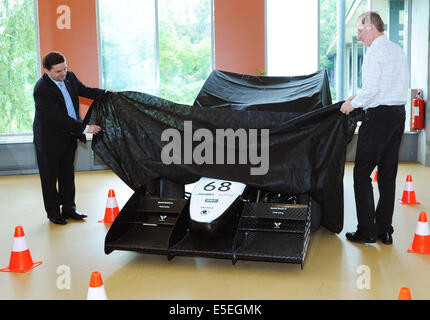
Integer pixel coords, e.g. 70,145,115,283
33,71,105,154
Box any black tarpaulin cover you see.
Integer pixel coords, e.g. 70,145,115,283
193,69,333,112
89,70,362,234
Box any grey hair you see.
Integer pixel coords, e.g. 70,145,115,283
357,11,385,32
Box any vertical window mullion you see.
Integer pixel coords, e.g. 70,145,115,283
34,0,41,77
154,0,161,97
96,0,103,89
211,0,215,70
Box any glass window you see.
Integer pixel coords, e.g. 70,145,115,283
98,0,213,105
158,0,213,105
0,0,38,134
98,0,158,95
320,0,410,129
320,0,365,102
319,0,338,101
267,0,319,76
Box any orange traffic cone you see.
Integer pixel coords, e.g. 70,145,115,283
398,175,420,205
0,226,42,273
98,189,119,223
398,287,412,300
87,271,108,300
407,211,430,255
373,170,378,182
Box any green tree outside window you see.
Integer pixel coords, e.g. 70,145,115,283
0,0,38,134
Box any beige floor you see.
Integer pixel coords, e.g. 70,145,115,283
0,162,429,300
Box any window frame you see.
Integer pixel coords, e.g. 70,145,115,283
96,0,215,100
0,0,41,139
263,0,413,133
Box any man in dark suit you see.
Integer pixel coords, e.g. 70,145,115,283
33,51,111,225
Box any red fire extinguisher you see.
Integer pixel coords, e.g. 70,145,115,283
411,91,425,130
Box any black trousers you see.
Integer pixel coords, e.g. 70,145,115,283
353,105,405,238
35,140,78,218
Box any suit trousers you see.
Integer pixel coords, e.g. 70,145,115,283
353,105,405,238
35,139,78,217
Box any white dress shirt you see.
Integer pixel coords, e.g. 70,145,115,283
48,74,89,134
351,34,409,110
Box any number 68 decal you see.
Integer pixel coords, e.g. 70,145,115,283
203,181,232,192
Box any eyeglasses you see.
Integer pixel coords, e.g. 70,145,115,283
357,26,370,36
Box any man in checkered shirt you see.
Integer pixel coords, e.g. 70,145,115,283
340,11,409,245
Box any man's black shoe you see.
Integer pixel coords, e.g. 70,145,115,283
62,211,87,220
48,216,67,225
378,232,393,245
346,231,376,244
